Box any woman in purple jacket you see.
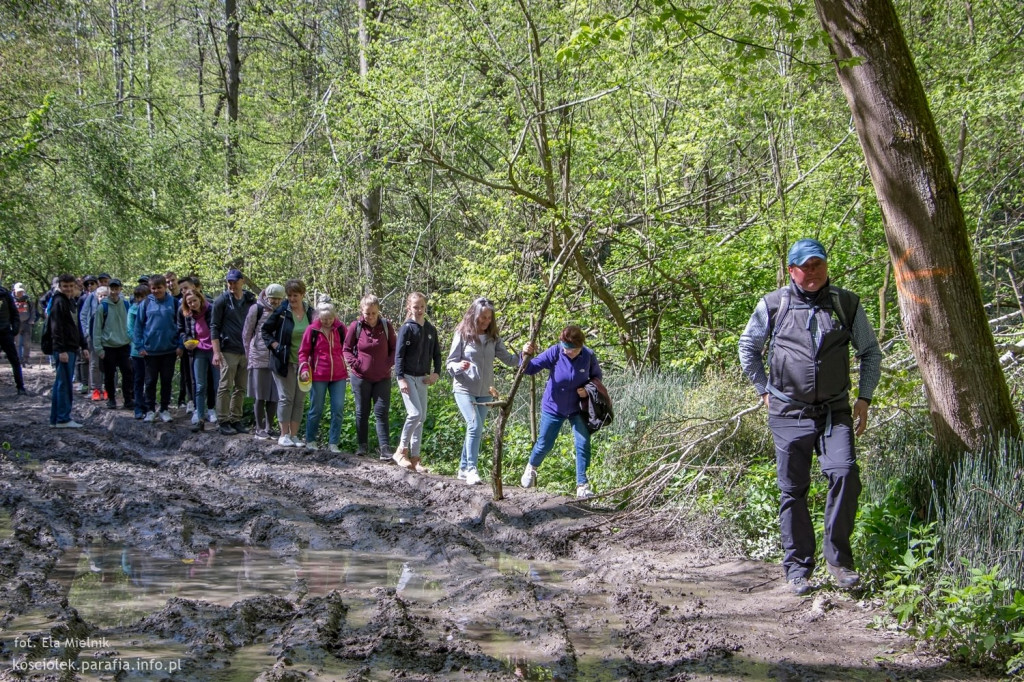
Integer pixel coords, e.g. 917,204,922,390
342,294,396,457
519,325,603,500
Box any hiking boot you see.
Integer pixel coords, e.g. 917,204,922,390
55,420,84,429
787,576,812,596
521,464,538,489
576,483,595,500
392,446,415,471
143,411,156,422
826,563,861,589
219,423,237,436
465,470,482,486
159,410,173,423
232,422,248,435
91,389,102,401
414,461,429,474
107,400,117,409
278,434,295,447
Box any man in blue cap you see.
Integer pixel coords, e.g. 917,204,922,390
738,238,882,596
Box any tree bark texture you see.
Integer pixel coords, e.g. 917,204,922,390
814,0,1020,453
358,0,383,293
225,0,240,187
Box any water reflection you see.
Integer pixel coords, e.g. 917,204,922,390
50,543,452,629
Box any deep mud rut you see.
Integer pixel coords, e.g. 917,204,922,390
0,365,995,681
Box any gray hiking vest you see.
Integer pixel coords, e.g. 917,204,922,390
764,284,858,420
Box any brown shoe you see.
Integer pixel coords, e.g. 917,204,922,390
408,455,428,474
392,446,415,471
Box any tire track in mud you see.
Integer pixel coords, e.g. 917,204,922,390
0,374,1001,680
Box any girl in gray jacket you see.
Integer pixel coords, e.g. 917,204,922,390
446,297,522,486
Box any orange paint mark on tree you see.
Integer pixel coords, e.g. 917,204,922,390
891,247,952,305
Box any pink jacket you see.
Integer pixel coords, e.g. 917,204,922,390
298,319,349,382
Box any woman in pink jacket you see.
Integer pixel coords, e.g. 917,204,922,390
298,301,349,453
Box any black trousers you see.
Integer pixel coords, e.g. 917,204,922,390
0,330,25,390
102,344,134,404
144,353,177,413
769,411,861,580
350,374,391,450
177,352,193,406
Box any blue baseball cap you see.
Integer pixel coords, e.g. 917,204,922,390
787,238,827,266
226,269,243,282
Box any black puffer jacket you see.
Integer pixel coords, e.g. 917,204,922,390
260,302,313,377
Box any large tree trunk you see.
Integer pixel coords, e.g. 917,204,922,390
814,0,1020,455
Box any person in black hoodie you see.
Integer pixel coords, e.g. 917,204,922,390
0,282,27,396
393,292,442,470
48,274,89,427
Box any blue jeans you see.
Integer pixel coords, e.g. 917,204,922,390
50,352,76,425
528,411,593,485
192,350,220,422
306,380,347,445
455,393,490,473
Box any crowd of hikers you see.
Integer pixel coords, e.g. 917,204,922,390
2,270,609,499
3,236,880,589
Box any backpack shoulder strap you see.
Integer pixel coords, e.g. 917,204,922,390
829,288,859,329
763,288,790,339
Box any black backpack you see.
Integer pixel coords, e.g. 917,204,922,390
41,321,53,355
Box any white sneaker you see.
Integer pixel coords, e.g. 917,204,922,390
277,434,295,447
55,420,84,429
186,400,194,414
328,444,341,453
576,483,595,500
465,470,482,486
159,410,173,423
304,442,317,451
521,464,537,489
457,469,468,481
191,412,200,425
208,410,218,424
143,412,155,422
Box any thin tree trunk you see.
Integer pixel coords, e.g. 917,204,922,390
489,225,592,500
814,0,1020,458
110,0,123,116
225,0,240,188
358,0,383,292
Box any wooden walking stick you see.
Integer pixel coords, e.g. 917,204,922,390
488,225,592,500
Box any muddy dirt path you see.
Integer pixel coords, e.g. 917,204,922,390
0,365,990,680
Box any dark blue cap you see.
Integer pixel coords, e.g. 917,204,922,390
787,239,827,266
